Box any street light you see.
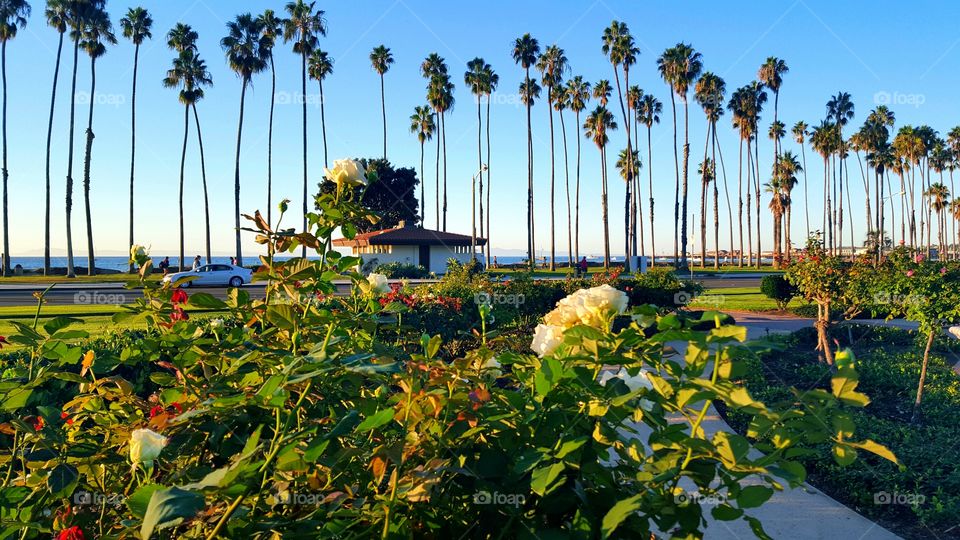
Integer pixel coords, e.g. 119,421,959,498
471,165,488,263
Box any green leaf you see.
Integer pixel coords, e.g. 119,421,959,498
714,432,750,466
600,494,642,539
0,387,32,411
47,464,78,496
736,485,773,509
744,515,773,540
554,437,588,459
265,304,298,331
849,439,898,464
187,293,227,310
534,357,565,398
140,487,205,540
356,408,395,432
530,462,565,496
126,484,163,518
711,504,744,521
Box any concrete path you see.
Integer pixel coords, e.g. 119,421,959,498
639,312,906,539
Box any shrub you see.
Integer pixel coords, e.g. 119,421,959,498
375,261,430,279
760,275,797,310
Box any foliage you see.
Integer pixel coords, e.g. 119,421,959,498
373,262,430,279
0,171,894,539
759,275,796,310
317,158,420,232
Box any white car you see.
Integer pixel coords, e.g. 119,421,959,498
163,264,253,288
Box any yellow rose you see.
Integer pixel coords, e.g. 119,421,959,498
324,159,368,188
129,428,168,468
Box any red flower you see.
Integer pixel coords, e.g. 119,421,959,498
171,402,183,414
906,270,915,277
57,526,85,540
170,306,189,322
149,405,165,418
30,416,44,431
60,411,74,425
0,336,7,349
171,289,189,305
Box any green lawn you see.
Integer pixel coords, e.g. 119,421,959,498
0,273,159,284
689,286,798,313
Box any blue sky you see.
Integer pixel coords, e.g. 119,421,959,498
6,0,960,259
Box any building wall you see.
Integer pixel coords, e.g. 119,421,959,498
352,244,481,274
354,245,418,269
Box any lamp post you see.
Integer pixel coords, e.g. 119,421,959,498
472,164,488,262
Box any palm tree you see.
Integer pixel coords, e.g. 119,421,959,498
777,151,802,262
565,76,590,266
697,158,716,266
0,0,28,276
307,48,333,169
79,6,115,276
554,85,573,269
164,46,209,275
536,44,567,270
602,21,638,270
43,0,68,276
617,147,641,266
792,121,810,237
465,57,491,260
370,45,393,160
827,92,854,255
420,53,447,229
513,34,540,268
758,57,788,162
283,0,326,255
584,105,617,268
658,44,702,268
637,93,661,265
256,9,284,226
765,177,788,269
409,105,434,227
119,6,152,274
483,64,498,268
627,84,643,258
925,182,950,257
430,75,454,231
695,72,724,268
222,13,267,268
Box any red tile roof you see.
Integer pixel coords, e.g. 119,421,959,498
333,226,486,247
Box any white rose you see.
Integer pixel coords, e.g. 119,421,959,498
367,273,391,294
324,159,368,187
129,428,168,468
599,367,653,392
578,284,628,327
531,324,565,358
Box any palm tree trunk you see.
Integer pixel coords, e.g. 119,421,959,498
712,123,720,269
801,139,809,240
526,69,533,269
576,111,582,266
125,43,141,274
714,124,733,268
601,145,610,268
745,139,753,266
473,96,481,261
178,105,189,275
613,66,632,272
82,56,98,276
233,80,248,267
267,55,276,226
300,52,308,258
192,105,211,264
0,42,7,276
699,119,710,268
64,38,79,279
547,88,556,271
737,137,743,267
559,107,571,268
419,140,425,226
754,133,761,268
647,124,655,267
380,73,386,159
44,32,65,276
435,108,440,229
442,109,448,232
478,98,485,262
681,99,691,269
669,91,679,268
486,95,492,267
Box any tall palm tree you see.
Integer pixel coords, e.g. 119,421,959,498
627,85,643,258
256,9,284,226
925,182,950,257
465,57,490,259
584,105,617,268
658,43,702,268
430,75,454,231
119,6,152,274
163,46,211,275
420,53,447,229
758,57,788,162
513,34,540,269
602,21,638,270
695,72,724,268
0,0,28,276
777,151,802,262
409,105,434,227
483,64,498,267
536,44,567,270
637,93,661,265
307,48,332,170
79,6,115,276
283,0,326,255
554,85,573,269
617,147,641,267
43,0,68,276
697,158,715,266
370,45,393,160
792,121,810,237
827,92,854,255
222,13,267,268
565,76,590,266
